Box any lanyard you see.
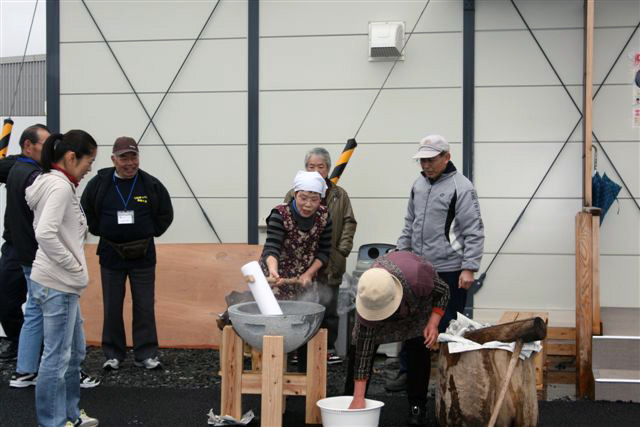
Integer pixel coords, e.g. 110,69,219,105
113,172,138,209
16,157,38,166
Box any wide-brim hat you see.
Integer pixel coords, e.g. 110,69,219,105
356,268,403,322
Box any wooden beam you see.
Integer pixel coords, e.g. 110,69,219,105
592,214,602,335
548,327,576,341
241,372,307,396
262,335,284,427
547,343,576,356
583,0,595,206
576,212,595,399
305,329,327,424
220,326,243,419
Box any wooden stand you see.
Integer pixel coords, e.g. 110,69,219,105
220,325,327,426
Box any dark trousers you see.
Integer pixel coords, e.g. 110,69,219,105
395,271,466,374
296,284,339,373
437,270,467,333
0,243,27,342
100,266,158,361
344,336,430,406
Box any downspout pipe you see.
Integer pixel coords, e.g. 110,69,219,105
463,0,476,317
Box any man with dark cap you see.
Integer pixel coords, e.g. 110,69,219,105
81,137,173,370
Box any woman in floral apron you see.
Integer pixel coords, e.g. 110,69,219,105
259,170,333,372
260,170,332,302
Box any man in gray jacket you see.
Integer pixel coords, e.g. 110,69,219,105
397,134,484,333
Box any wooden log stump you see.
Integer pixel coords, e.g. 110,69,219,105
436,345,538,427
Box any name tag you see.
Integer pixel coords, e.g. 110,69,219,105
117,210,135,225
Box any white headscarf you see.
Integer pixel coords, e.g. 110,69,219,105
293,170,327,197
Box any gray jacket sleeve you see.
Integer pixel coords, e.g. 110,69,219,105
396,185,415,251
456,187,484,271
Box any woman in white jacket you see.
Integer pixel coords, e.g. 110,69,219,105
25,130,98,427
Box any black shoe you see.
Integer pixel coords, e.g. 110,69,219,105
407,404,428,426
0,341,18,361
327,352,343,365
9,372,37,388
385,371,407,392
80,371,101,388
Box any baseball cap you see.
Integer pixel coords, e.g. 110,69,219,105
112,137,139,156
412,134,449,159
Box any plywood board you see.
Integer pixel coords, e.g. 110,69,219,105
80,243,263,348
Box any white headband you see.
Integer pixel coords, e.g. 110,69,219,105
293,170,327,197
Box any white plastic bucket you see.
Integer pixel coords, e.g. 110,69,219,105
316,396,384,427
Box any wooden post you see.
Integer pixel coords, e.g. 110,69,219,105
305,328,328,424
251,347,262,372
575,0,596,400
591,214,601,335
262,335,284,427
221,326,243,419
576,212,595,399
582,0,595,207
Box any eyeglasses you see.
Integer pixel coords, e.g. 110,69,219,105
419,152,446,164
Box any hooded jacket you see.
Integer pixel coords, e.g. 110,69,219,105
397,162,484,272
26,170,89,295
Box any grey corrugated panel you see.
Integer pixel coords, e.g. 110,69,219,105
0,55,46,116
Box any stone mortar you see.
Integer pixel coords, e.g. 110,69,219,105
228,301,325,353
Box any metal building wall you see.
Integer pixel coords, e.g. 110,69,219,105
0,54,46,116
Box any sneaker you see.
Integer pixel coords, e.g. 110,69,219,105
9,372,37,388
327,352,343,365
0,341,18,361
80,371,101,389
102,358,120,370
134,357,161,370
66,409,99,427
406,404,428,426
385,371,408,392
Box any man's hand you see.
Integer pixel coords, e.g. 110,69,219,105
423,323,438,348
349,379,368,409
349,396,366,410
458,269,475,289
423,312,441,348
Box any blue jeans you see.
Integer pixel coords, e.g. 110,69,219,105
16,266,44,374
31,280,85,427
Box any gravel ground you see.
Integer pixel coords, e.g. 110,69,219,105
0,345,408,397
4,344,640,426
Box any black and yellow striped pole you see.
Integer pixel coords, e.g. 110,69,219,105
329,138,357,185
0,118,14,159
